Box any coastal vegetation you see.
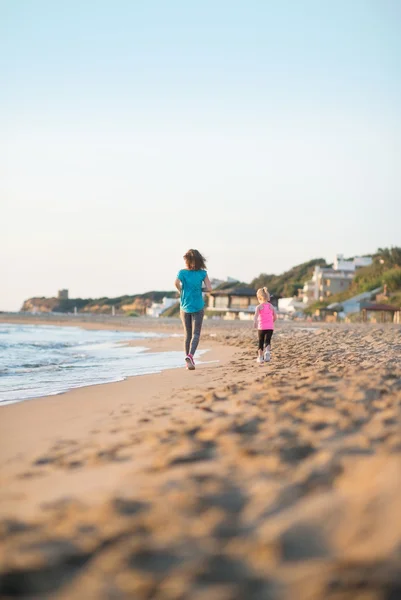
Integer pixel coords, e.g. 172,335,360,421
250,258,328,298
21,291,178,315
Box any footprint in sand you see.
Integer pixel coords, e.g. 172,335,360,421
18,470,46,479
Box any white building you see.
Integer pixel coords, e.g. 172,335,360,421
278,297,306,314
146,297,177,318
333,254,372,272
301,254,373,305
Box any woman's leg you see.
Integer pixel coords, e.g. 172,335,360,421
180,310,192,356
189,309,204,356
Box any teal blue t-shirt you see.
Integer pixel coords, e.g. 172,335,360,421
177,269,207,313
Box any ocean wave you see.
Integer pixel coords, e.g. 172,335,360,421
12,365,63,374
0,324,185,404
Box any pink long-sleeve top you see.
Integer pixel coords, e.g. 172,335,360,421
254,302,275,330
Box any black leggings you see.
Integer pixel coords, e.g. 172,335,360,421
180,309,204,356
258,329,273,351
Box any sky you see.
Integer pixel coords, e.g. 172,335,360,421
1,0,400,310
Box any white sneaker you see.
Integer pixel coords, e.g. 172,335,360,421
264,349,271,362
256,356,264,364
185,355,195,370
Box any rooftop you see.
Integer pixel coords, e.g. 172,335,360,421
360,302,401,312
209,287,256,297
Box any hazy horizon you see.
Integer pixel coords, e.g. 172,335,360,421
2,1,400,311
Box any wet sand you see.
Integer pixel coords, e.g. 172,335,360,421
0,320,401,599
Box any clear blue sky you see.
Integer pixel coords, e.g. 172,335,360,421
1,0,400,310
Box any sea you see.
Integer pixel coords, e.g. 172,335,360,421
0,323,192,406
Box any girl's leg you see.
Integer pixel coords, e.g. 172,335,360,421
180,310,192,356
265,330,273,350
263,330,273,361
258,330,265,355
189,309,204,356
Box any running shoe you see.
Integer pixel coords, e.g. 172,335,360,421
185,354,195,370
256,356,264,364
264,349,271,362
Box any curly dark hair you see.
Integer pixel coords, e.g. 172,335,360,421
183,249,207,270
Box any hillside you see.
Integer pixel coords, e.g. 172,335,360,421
21,291,178,315
161,301,181,318
250,258,328,297
353,247,401,302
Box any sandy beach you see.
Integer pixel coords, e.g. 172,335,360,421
0,317,401,599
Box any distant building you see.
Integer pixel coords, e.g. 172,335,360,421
333,254,372,272
146,297,177,318
326,287,382,316
278,297,305,314
302,266,354,304
58,289,69,300
300,254,372,305
207,286,257,320
360,302,401,324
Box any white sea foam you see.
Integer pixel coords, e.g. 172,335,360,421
0,323,197,405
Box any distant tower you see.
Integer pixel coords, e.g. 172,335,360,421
58,289,69,300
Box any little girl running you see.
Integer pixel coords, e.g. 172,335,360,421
253,287,277,364
175,249,212,370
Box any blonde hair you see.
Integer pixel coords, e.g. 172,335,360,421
256,287,270,303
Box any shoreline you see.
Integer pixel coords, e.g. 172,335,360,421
0,334,239,520
0,312,185,332
0,334,223,409
0,328,199,408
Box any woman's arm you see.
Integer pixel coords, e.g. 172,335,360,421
174,278,182,293
203,275,212,292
